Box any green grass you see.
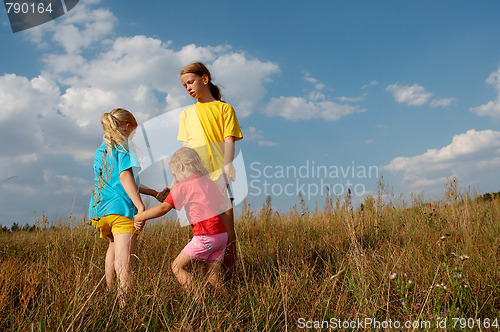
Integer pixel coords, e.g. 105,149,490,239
1,179,500,331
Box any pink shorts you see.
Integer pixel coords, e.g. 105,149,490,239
181,232,228,263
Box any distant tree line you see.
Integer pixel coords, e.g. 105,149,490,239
479,191,500,202
1,223,40,233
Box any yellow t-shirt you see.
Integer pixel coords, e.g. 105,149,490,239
178,101,243,181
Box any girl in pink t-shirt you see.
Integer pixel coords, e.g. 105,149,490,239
134,147,229,291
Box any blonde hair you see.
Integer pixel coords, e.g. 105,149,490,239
101,108,137,151
180,62,222,101
169,147,209,177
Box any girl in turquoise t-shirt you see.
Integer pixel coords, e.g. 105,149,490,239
89,108,164,306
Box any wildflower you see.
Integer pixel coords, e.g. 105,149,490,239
407,280,413,284
459,255,469,261
436,234,450,246
390,272,397,280
450,252,458,257
416,303,421,307
401,301,405,306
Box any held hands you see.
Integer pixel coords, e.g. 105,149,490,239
134,213,146,232
155,187,171,202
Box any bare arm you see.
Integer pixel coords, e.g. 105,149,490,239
134,202,173,231
139,184,157,197
217,136,235,189
223,136,235,175
120,169,145,213
139,184,166,202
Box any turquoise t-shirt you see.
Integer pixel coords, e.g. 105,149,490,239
88,141,141,220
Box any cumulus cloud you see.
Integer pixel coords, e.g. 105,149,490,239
470,68,500,120
262,74,366,121
383,129,500,190
386,83,455,108
304,73,326,90
430,97,456,108
336,96,365,103
386,83,434,106
263,96,365,121
242,127,279,147
27,1,116,53
211,53,280,117
362,80,379,89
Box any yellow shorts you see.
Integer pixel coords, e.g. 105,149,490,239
91,214,137,239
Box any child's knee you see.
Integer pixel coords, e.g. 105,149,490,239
171,259,184,274
171,260,178,273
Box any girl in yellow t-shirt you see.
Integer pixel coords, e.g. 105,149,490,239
178,62,243,273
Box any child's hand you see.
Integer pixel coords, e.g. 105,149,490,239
216,172,229,195
156,186,170,202
134,214,145,232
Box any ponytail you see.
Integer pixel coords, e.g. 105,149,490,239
101,108,137,152
208,82,222,101
181,62,223,101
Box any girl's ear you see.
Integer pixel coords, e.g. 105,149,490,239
202,74,210,85
123,122,135,137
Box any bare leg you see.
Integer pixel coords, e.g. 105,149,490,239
171,252,195,291
105,236,115,290
220,208,236,273
203,261,224,292
112,232,137,306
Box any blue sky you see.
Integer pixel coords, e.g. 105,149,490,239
1,0,500,226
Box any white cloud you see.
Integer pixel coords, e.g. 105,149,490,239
383,129,500,190
362,80,379,89
304,73,325,90
242,127,279,147
28,2,116,54
211,53,280,117
263,75,365,121
336,96,365,103
386,83,434,106
470,68,500,120
386,83,455,108
430,97,456,108
263,96,365,121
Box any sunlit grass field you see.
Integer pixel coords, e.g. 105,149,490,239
1,178,500,331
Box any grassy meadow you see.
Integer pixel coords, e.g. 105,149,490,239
1,178,500,331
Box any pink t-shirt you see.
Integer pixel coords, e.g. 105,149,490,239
165,174,227,236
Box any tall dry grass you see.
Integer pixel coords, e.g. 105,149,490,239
1,178,500,331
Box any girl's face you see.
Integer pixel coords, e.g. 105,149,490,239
180,73,209,101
